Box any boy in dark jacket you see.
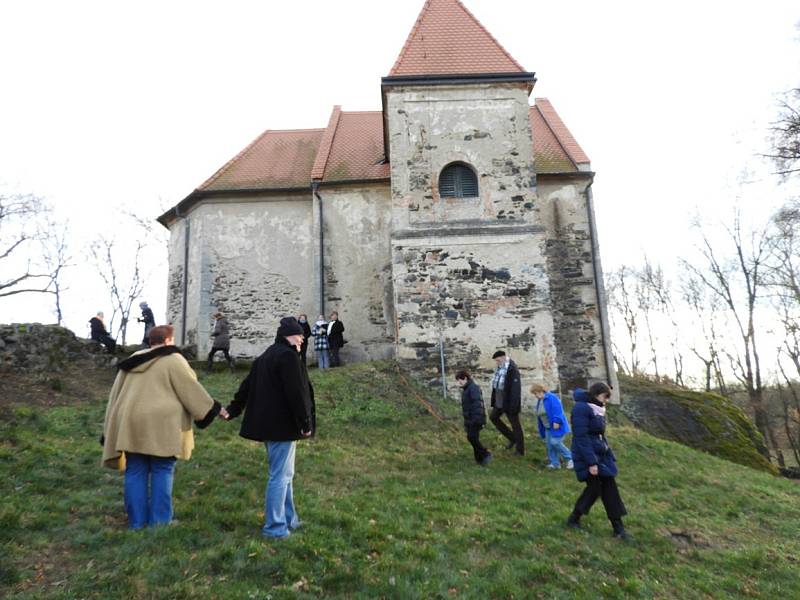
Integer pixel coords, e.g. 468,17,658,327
456,370,491,466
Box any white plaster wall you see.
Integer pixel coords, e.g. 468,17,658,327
319,184,395,363
174,195,315,358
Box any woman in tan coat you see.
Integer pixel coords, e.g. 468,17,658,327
102,325,225,529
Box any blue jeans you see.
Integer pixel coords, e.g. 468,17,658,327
263,441,300,538
316,350,330,369
124,453,177,529
545,429,572,467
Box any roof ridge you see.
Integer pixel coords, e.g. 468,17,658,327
262,127,326,134
389,0,525,76
455,0,525,72
311,106,342,181
389,0,431,75
197,128,273,191
340,110,383,115
530,104,576,171
534,98,590,166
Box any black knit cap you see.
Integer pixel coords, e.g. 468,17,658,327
277,316,304,337
492,350,506,359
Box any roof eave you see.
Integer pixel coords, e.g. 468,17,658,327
156,186,314,228
382,71,536,89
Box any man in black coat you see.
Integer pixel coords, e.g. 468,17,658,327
489,350,525,455
225,316,315,538
327,311,345,367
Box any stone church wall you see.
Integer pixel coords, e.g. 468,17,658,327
167,194,315,358
315,184,396,363
537,176,617,394
385,82,559,388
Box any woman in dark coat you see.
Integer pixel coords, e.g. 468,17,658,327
566,382,631,540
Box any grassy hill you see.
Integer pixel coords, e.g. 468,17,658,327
1,360,799,599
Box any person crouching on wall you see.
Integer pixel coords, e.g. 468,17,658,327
101,324,226,529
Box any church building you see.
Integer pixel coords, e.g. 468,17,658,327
158,0,617,395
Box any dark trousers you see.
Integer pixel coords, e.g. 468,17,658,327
300,345,308,365
94,334,116,353
330,345,342,367
465,423,490,463
207,347,234,371
490,407,524,454
573,475,627,521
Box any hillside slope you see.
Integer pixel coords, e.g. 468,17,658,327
1,361,798,599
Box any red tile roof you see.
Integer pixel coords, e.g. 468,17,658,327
194,101,585,195
533,98,590,168
199,128,324,191
389,0,526,77
321,112,389,182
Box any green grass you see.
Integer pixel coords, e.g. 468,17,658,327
2,360,799,599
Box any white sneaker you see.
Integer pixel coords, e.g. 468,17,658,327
566,460,574,470
546,464,560,469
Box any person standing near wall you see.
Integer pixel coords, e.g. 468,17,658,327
137,301,156,348
566,382,631,540
311,315,330,369
489,350,524,455
298,314,312,366
327,311,345,368
456,370,491,466
224,317,316,539
206,312,235,373
531,383,573,469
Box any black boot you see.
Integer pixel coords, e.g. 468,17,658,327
228,358,236,374
611,519,631,541
566,511,582,529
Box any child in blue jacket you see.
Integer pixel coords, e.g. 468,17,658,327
531,383,573,469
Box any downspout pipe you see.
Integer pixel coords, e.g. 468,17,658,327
585,178,615,388
175,206,190,346
312,182,325,316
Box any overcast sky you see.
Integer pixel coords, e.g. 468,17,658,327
1,0,798,341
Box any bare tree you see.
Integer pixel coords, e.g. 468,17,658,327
88,210,167,345
767,87,800,179
680,273,728,394
0,191,67,300
683,211,775,459
638,258,688,386
39,217,72,325
89,234,145,346
606,266,641,375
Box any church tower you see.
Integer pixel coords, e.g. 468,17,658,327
383,0,560,383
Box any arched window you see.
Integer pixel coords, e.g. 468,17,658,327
439,163,478,198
